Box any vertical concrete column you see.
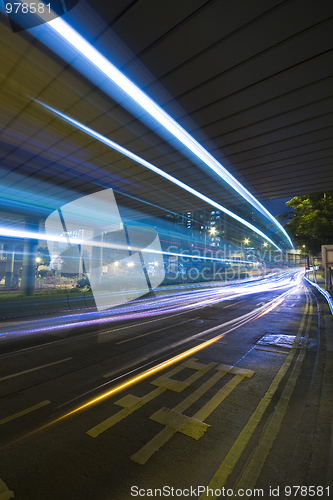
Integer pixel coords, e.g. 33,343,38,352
20,218,39,295
5,243,15,288
89,232,103,289
78,244,83,279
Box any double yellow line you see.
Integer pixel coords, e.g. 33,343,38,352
199,293,312,499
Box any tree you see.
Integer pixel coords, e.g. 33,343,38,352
37,246,51,266
282,192,333,254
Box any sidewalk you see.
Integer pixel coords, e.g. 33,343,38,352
305,271,333,314
305,270,333,494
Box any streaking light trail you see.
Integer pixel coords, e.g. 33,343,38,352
1,2,293,249
35,100,281,250
55,291,288,421
6,287,291,446
0,272,299,339
43,16,293,249
0,224,254,266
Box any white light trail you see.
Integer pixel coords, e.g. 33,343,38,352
22,8,293,249
0,225,255,264
35,100,282,250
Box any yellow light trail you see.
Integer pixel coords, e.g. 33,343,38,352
256,297,285,318
0,290,293,452
58,295,285,422
60,335,227,420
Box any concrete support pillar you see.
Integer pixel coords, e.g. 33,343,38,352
89,232,103,289
5,243,15,288
20,218,39,295
78,244,83,279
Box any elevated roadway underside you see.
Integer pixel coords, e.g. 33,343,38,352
0,0,332,222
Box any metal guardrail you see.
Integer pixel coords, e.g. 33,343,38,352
305,277,333,315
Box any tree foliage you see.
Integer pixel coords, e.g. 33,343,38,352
283,191,333,254
37,246,51,266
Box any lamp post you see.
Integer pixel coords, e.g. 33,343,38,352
302,245,310,273
241,238,249,260
204,227,216,250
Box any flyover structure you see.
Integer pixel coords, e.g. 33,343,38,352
0,4,333,499
0,0,332,290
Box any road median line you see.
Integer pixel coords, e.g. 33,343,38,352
0,357,73,382
0,400,50,425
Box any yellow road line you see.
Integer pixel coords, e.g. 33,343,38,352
87,359,214,438
131,365,253,465
152,360,216,393
0,477,14,499
198,296,309,500
0,357,73,382
195,368,254,422
170,365,230,415
87,387,165,438
131,367,229,464
232,301,313,495
58,293,287,422
0,400,50,425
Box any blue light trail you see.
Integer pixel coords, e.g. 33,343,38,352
35,100,282,251
0,2,293,249
41,15,292,248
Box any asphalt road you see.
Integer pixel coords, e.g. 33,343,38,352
0,272,332,500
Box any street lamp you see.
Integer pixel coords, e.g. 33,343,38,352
204,227,216,250
241,239,249,260
302,245,310,271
